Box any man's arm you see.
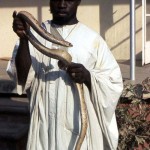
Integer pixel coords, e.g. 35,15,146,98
12,11,31,87
58,61,91,90
15,38,31,87
67,63,91,90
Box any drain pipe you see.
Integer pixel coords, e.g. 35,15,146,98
130,0,136,80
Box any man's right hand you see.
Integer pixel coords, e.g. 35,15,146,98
12,11,28,39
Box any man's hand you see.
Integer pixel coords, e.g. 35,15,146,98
58,61,91,90
12,11,29,39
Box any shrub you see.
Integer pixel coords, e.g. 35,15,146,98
116,78,150,150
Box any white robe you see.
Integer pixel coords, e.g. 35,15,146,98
7,21,123,150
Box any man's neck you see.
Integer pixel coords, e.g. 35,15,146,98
51,18,79,26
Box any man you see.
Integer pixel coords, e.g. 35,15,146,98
7,0,123,149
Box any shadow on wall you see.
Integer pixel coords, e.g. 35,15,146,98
81,0,138,50
119,51,142,67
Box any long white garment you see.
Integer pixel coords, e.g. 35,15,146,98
7,21,123,150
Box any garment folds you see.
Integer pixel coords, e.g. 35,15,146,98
7,21,123,150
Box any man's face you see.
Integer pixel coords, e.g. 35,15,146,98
50,0,81,25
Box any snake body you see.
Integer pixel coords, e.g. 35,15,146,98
14,11,88,150
16,11,72,47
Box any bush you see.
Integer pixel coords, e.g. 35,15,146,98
116,78,150,150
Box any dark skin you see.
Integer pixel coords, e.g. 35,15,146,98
13,0,91,90
50,0,80,25
12,12,31,87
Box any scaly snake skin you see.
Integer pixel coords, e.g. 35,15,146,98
14,11,88,150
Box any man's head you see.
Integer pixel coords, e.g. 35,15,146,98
49,0,81,25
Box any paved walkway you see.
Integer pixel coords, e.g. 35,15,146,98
118,60,150,84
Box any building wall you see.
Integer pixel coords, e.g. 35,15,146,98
0,0,142,61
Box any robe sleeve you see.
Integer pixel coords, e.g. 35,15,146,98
6,41,19,83
6,40,35,95
6,22,48,95
89,36,123,149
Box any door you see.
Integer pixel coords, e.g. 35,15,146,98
143,0,150,65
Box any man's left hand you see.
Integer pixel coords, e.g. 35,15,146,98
58,61,91,89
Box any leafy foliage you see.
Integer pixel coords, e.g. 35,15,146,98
116,78,150,150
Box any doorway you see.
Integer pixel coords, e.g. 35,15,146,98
142,0,150,65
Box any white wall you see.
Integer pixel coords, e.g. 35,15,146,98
0,0,142,61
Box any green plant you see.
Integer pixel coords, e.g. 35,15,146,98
116,78,150,150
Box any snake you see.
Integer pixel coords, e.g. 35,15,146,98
13,11,88,150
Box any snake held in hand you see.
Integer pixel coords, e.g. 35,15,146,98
13,11,88,150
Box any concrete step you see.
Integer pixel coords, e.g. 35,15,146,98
0,80,17,94
0,123,28,150
0,59,30,149
0,94,30,150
